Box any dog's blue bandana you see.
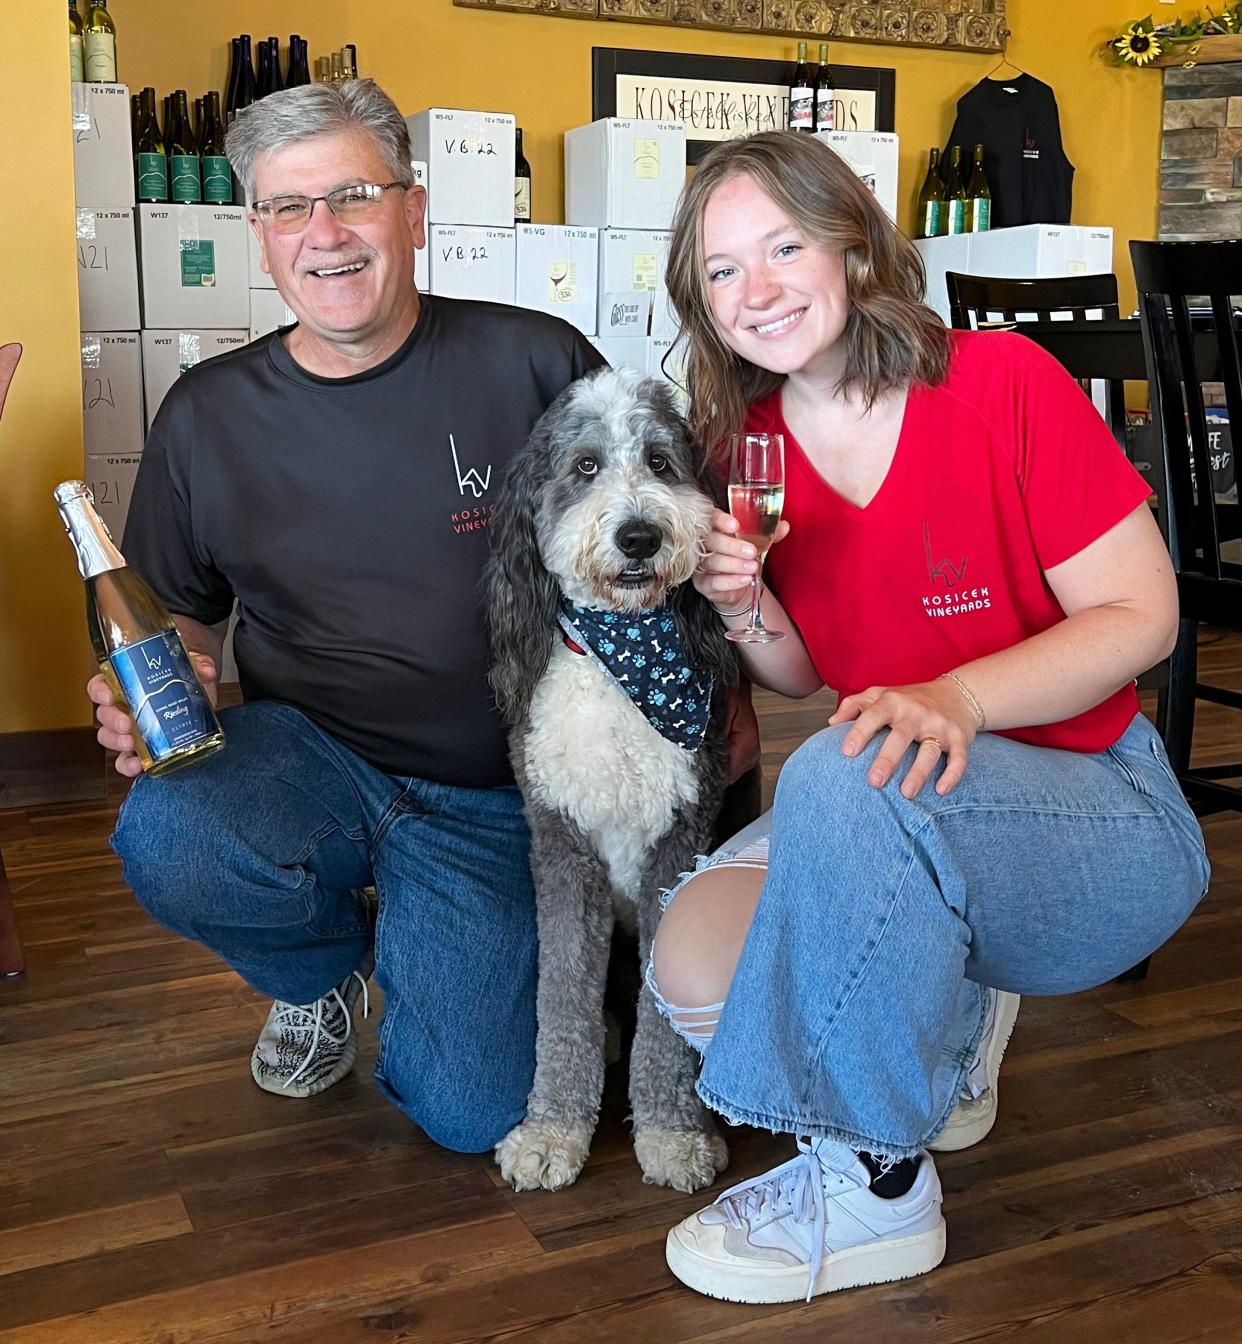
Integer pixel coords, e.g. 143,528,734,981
558,602,713,751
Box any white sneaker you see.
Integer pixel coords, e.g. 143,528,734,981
250,957,372,1098
929,988,1021,1153
665,1138,946,1304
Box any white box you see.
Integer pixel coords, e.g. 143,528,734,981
813,131,899,222
80,333,144,456
141,329,249,428
589,334,647,375
648,336,689,411
428,226,515,304
515,225,599,336
410,160,430,292
71,82,135,209
246,223,274,289
137,204,250,329
85,451,142,542
248,289,297,341
76,208,140,332
405,109,515,227
913,233,975,325
597,229,672,337
565,119,687,230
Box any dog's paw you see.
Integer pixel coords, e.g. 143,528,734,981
495,1118,594,1192
633,1127,729,1193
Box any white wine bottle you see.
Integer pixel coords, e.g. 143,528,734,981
83,0,116,83
69,1,85,82
54,482,225,777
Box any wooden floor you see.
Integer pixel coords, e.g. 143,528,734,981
4,644,1242,1342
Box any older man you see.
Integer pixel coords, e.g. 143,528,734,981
89,80,604,1152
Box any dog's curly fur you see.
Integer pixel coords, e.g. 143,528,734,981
484,366,734,1193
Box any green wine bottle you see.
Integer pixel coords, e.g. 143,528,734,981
966,143,992,233
199,92,231,205
168,90,202,204
82,0,116,82
134,87,168,204
944,146,967,235
916,148,946,239
70,1,85,82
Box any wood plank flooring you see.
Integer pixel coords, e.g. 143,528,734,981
3,642,1242,1342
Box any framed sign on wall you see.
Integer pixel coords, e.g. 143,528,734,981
592,47,895,162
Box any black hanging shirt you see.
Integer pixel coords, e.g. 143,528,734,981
945,74,1074,229
124,296,604,788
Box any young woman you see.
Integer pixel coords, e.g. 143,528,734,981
647,132,1209,1305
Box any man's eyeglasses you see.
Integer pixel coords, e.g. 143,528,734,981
251,181,409,235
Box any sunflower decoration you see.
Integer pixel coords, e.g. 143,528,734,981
1114,17,1165,66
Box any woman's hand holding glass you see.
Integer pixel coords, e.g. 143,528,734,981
829,678,979,798
694,509,791,615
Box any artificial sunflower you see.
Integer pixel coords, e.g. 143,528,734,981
1115,22,1165,64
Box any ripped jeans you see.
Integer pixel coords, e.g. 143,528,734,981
647,713,1209,1160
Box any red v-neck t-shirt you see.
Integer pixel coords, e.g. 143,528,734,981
747,329,1152,753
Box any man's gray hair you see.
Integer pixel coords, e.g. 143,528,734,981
225,78,413,202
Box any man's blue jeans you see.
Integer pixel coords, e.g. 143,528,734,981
112,702,537,1153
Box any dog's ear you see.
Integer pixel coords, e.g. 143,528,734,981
484,423,561,724
672,581,737,687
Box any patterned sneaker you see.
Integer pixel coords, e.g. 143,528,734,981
929,988,1021,1153
665,1138,945,1304
250,956,373,1098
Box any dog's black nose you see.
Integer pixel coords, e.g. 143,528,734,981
615,521,662,560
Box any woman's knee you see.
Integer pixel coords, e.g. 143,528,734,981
651,865,764,1011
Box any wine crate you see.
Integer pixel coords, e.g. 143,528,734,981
80,333,144,456
137,205,250,329
428,226,516,304
247,291,297,343
140,329,248,430
84,451,142,542
589,333,647,375
71,82,135,209
515,225,600,336
246,224,275,290
564,118,687,230
647,335,688,411
813,130,900,222
597,228,673,336
76,208,141,332
405,109,516,228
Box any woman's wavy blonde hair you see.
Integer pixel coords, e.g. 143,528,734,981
665,131,950,456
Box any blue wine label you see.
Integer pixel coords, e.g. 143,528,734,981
109,631,217,762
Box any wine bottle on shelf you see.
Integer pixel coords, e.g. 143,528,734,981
168,90,201,204
162,94,171,143
225,36,241,121
345,44,358,79
255,38,273,99
813,42,834,132
788,40,814,132
943,145,966,235
70,1,85,82
193,96,204,144
267,38,284,93
233,35,257,119
514,127,532,224
133,87,168,204
966,143,992,233
315,56,331,83
287,36,311,87
330,50,344,86
54,482,226,778
130,91,139,140
915,148,946,239
199,92,231,205
83,0,116,83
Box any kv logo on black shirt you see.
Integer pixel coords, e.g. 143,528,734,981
449,434,492,498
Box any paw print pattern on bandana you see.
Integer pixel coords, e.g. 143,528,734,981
559,602,714,750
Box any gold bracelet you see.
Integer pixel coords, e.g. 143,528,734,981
939,671,987,731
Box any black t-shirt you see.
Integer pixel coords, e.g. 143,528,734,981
945,74,1073,229
124,296,604,788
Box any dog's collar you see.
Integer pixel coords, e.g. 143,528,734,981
562,629,587,656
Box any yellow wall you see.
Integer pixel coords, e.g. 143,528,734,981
4,0,1163,734
0,8,90,734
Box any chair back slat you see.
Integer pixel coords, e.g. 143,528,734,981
945,272,1120,331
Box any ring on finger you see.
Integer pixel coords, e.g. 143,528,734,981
918,736,943,752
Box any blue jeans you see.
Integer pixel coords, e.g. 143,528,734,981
112,702,537,1153
653,713,1209,1160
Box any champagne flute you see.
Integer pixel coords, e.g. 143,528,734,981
725,432,785,644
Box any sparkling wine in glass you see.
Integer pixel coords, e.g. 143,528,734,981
725,432,785,644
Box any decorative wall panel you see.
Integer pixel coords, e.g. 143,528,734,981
454,0,1008,51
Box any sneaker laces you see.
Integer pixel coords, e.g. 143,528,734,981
713,1137,845,1301
277,970,370,1092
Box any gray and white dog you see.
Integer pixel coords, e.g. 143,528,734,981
484,365,733,1194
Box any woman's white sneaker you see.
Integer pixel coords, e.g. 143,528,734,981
929,988,1021,1153
665,1138,946,1305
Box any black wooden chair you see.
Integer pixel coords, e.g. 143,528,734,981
1131,239,1242,816
945,271,1121,331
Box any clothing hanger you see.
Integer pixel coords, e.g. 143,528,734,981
984,32,1025,83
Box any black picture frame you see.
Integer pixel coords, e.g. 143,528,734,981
592,47,896,165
